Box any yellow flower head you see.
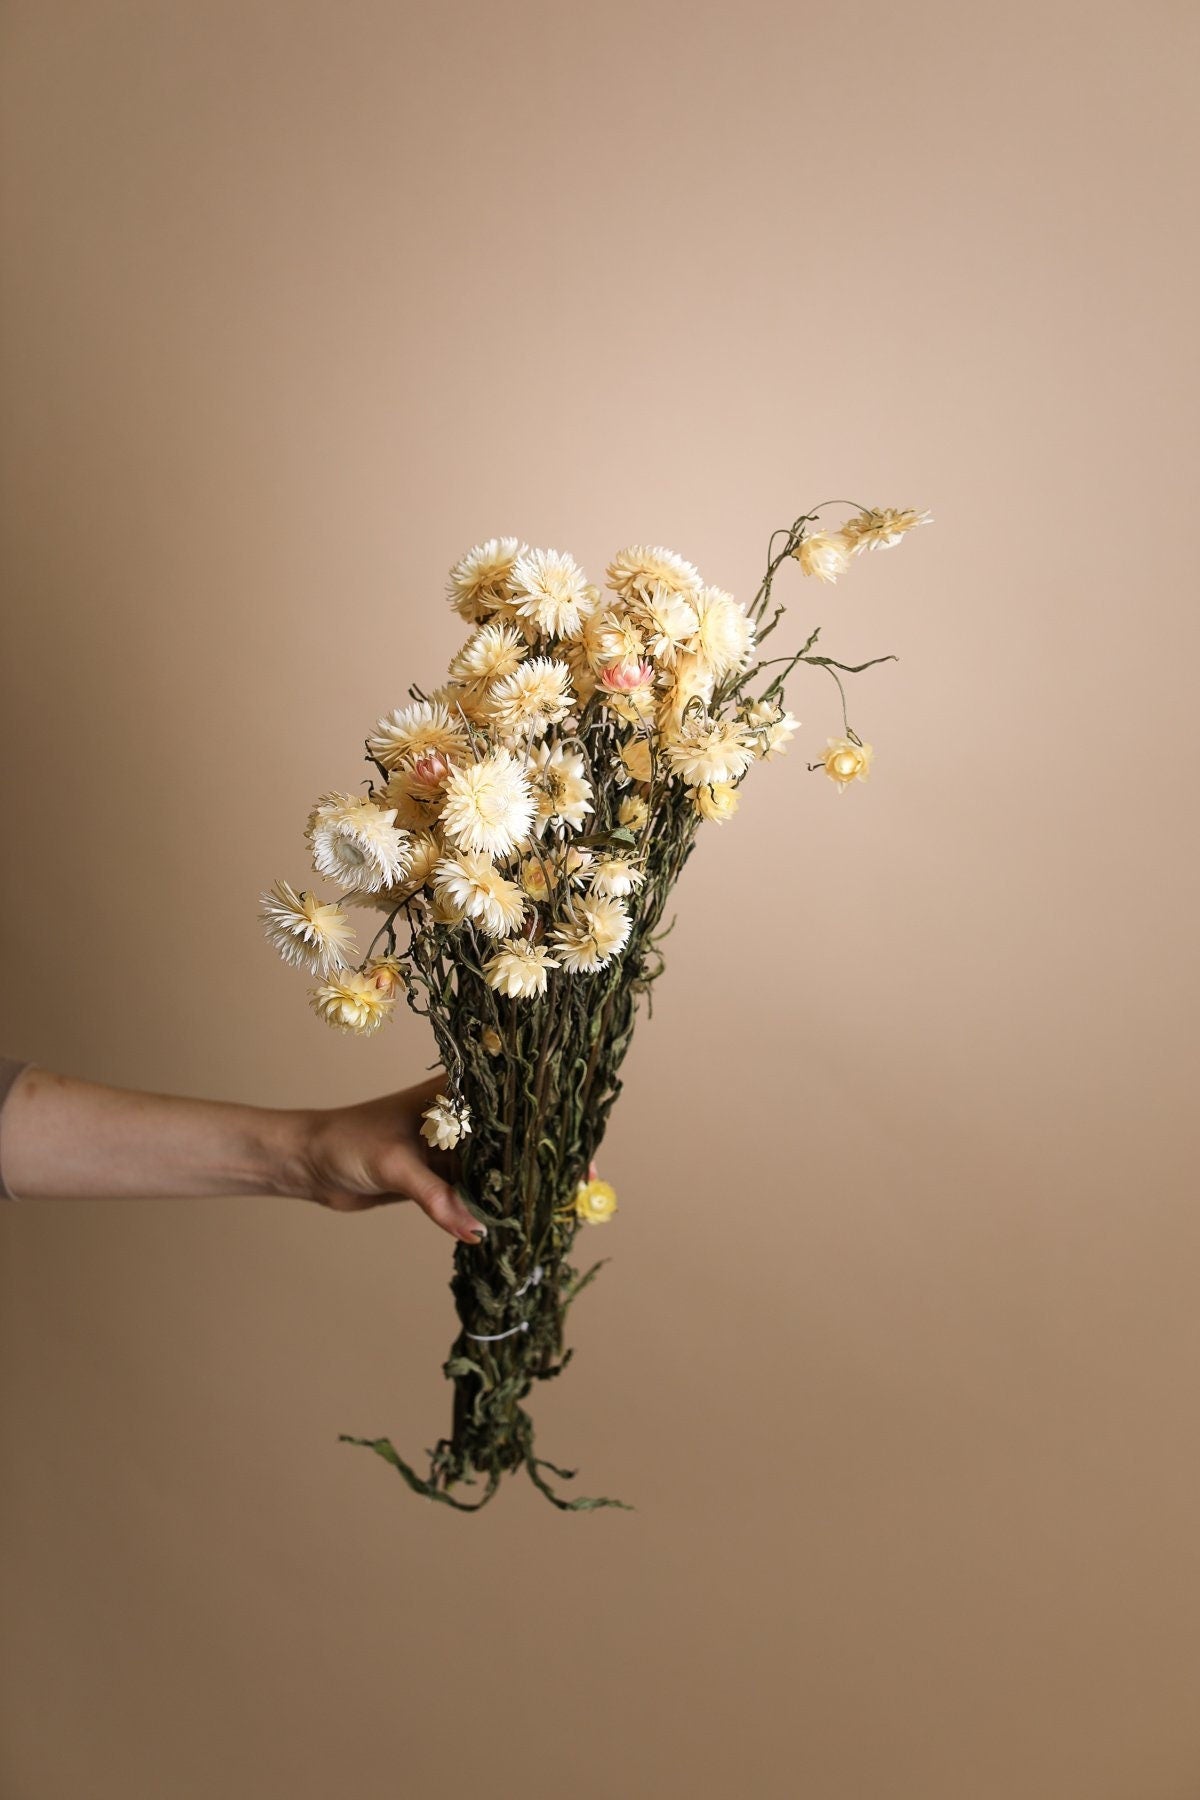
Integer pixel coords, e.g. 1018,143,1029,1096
310,970,395,1034
618,794,649,833
694,781,739,824
619,736,654,784
364,954,404,996
574,1178,618,1225
821,736,874,789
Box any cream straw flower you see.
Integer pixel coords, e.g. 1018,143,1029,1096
529,739,594,831
618,793,649,832
795,531,852,583
310,970,395,1034
399,830,442,895
518,854,554,902
744,700,800,759
433,852,526,937
589,855,645,898
483,939,559,999
342,831,436,907
561,637,598,704
367,701,468,772
820,736,874,790
634,583,700,667
551,895,631,971
373,771,440,832
446,537,525,622
481,1026,503,1055
429,888,469,925
657,650,714,737
485,657,574,741
260,880,356,974
552,844,594,888
606,545,702,602
841,507,932,553
585,609,646,672
363,955,404,996
689,587,755,679
420,1094,472,1149
510,548,595,639
430,680,490,726
619,736,654,784
694,781,739,824
307,793,412,892
439,748,536,858
664,719,756,787
449,621,528,689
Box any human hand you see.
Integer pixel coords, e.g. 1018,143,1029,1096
284,1075,483,1243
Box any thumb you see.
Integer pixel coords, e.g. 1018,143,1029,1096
403,1161,486,1245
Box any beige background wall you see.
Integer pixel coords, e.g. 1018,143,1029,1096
2,2,1198,1796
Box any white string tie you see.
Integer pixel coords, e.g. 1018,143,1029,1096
464,1266,543,1342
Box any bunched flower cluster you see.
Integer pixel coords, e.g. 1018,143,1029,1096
260,499,928,1509
260,505,928,1151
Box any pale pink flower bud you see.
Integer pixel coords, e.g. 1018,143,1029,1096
600,658,654,693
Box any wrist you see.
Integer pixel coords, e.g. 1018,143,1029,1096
250,1106,319,1200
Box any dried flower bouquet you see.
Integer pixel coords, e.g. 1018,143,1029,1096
261,504,929,1509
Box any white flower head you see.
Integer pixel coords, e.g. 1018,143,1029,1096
510,548,596,639
689,587,755,679
581,607,646,673
483,938,559,999
306,793,413,892
634,583,700,667
420,1094,472,1150
664,719,756,788
367,701,468,773
589,855,645,898
796,531,852,584
744,700,800,760
553,843,595,888
606,545,702,603
551,895,631,972
529,739,594,831
449,621,528,689
446,538,525,622
260,880,356,975
485,657,574,742
841,507,932,554
433,851,526,937
439,747,537,859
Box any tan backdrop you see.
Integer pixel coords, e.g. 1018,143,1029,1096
2,3,1198,1796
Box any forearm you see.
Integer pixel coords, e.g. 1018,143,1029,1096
1,1068,310,1201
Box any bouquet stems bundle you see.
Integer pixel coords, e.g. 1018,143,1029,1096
261,503,929,1509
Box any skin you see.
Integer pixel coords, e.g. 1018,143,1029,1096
0,1068,485,1244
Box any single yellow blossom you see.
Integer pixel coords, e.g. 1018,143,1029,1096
820,737,874,789
574,1178,618,1225
694,781,739,823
